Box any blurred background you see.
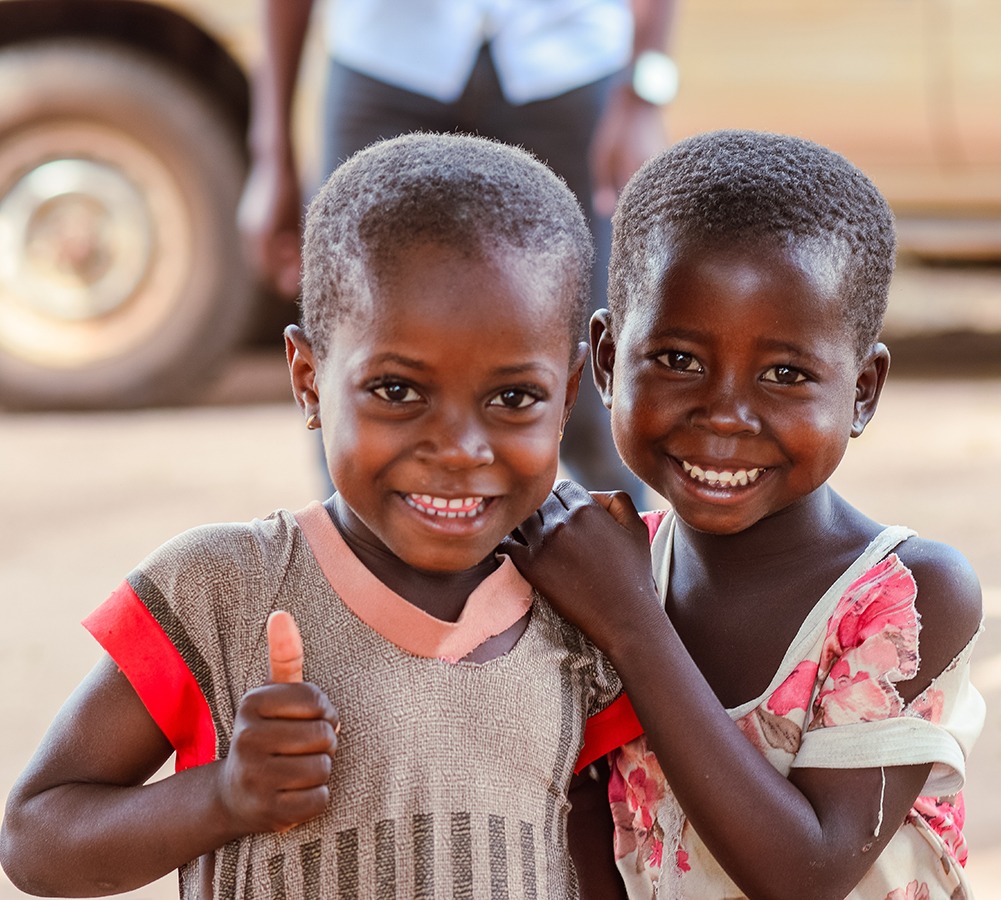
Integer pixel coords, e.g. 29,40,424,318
0,0,999,409
1,0,999,897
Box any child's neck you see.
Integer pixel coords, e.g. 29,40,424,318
674,484,875,578
324,495,500,623
668,484,884,708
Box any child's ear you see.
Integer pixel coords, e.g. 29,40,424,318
851,342,891,437
560,341,590,428
590,309,616,409
285,324,321,417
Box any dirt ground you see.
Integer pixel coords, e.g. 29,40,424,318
2,310,1000,897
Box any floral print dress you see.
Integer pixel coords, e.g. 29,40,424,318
593,510,985,900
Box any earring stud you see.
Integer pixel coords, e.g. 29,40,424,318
306,414,321,431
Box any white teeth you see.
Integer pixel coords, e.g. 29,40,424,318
406,494,486,518
682,460,762,487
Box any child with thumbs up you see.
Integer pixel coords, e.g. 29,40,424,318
0,133,624,899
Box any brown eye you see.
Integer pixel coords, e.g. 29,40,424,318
373,382,421,403
657,351,702,372
489,389,538,409
763,366,807,385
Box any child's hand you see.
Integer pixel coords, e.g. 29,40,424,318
218,611,339,835
267,609,305,683
504,480,661,644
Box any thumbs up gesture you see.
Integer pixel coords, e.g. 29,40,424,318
218,610,339,836
267,610,304,684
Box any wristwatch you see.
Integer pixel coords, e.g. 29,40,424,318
630,50,680,106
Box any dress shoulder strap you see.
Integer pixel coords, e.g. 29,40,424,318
827,524,917,602
647,511,916,607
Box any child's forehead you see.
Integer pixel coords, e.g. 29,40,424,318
653,230,846,295
629,233,852,326
364,240,576,319
326,241,577,354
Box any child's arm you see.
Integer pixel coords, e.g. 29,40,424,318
0,611,337,896
568,763,629,900
508,482,983,900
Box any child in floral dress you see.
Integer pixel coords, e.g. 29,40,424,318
507,130,986,899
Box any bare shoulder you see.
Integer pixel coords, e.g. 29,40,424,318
894,535,982,626
894,536,983,691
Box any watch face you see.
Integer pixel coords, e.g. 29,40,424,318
633,51,679,105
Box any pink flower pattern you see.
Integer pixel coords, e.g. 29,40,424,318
608,528,974,897
884,880,931,900
609,740,666,870
768,661,820,716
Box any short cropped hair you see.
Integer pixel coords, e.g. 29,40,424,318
301,132,593,360
608,129,897,359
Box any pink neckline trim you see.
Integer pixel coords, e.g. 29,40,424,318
294,501,533,662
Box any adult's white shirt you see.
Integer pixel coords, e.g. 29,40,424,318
324,0,634,104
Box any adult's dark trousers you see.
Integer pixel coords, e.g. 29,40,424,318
316,45,646,501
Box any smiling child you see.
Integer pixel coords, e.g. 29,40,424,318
0,133,621,899
506,130,986,899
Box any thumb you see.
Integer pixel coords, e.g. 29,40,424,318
267,610,304,683
590,490,646,535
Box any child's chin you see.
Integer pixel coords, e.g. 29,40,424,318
395,535,503,574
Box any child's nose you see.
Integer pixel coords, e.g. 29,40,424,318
691,375,761,436
414,410,495,468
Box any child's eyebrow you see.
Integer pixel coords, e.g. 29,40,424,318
364,354,558,378
755,337,820,360
653,326,706,343
490,362,561,378
366,352,429,370
653,328,824,362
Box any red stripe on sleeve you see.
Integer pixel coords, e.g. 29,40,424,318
575,693,644,773
83,580,217,772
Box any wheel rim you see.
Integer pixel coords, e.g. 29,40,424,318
0,120,191,370
1,158,153,320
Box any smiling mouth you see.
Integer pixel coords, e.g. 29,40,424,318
682,461,765,488
404,493,488,519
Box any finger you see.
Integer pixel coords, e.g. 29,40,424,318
589,141,617,218
552,479,593,511
272,785,332,833
266,750,334,787
244,682,336,721
604,492,648,536
507,502,547,545
606,490,638,519
593,185,618,219
267,610,304,684
589,490,619,512
262,717,338,756
274,238,302,299
505,527,527,547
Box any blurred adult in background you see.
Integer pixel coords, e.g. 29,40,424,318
239,0,678,500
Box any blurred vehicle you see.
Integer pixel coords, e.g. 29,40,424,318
0,0,998,410
670,0,1001,264
0,0,260,410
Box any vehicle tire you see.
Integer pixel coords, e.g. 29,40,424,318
0,38,253,409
